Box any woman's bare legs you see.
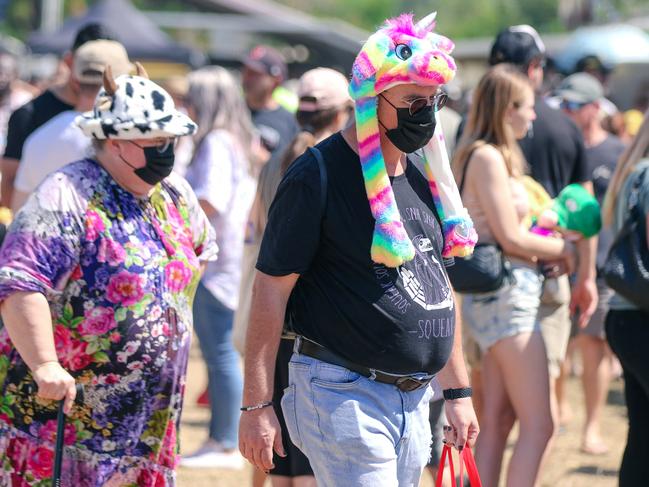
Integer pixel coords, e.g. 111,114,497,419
491,332,554,487
578,334,612,454
252,468,267,487
270,476,317,487
475,348,516,487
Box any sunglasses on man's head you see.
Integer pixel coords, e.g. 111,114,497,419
381,92,448,116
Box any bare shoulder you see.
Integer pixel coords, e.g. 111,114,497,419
470,144,504,165
468,144,507,178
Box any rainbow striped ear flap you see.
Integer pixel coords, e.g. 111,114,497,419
349,12,477,268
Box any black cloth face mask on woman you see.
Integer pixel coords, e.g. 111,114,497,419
119,140,176,185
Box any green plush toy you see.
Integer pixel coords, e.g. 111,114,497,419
533,183,602,238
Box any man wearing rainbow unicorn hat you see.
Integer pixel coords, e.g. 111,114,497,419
239,13,479,485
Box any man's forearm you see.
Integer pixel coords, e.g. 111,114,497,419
242,271,298,406
576,235,597,282
437,292,470,389
576,181,597,281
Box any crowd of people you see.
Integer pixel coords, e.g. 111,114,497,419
0,11,646,487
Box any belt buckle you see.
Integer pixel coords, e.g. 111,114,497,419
395,376,430,392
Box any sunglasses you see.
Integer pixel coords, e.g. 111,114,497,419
381,92,448,116
560,100,588,112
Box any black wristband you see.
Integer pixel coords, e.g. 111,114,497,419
240,401,273,412
443,387,473,400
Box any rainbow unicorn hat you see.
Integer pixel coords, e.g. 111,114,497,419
350,12,477,268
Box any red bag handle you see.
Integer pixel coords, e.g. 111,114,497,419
461,447,482,487
435,444,482,487
435,444,456,487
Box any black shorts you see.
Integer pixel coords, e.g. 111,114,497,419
272,338,314,477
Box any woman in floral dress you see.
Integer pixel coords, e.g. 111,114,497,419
0,66,217,486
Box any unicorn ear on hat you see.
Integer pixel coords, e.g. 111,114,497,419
349,33,391,100
421,112,478,257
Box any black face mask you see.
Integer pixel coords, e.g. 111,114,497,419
120,141,175,185
380,96,437,154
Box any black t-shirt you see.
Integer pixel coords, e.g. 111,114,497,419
518,98,589,197
4,90,73,160
250,105,299,159
586,135,626,269
257,132,456,375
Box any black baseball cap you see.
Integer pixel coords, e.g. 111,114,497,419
575,55,613,75
243,45,288,81
72,23,115,52
489,25,546,67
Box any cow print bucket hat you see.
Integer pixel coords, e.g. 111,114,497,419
76,63,197,140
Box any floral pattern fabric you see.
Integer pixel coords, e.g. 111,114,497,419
0,159,217,486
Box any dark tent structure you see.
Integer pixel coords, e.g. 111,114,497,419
183,0,367,74
28,0,204,67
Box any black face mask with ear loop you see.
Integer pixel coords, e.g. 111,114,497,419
379,98,437,154
118,141,176,185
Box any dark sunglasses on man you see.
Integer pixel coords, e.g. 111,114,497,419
381,92,449,116
560,99,589,112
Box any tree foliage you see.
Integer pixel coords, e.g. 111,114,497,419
1,0,647,42
278,0,647,37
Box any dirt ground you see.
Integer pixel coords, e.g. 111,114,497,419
177,342,627,487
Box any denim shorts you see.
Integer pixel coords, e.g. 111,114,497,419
461,265,543,352
281,352,433,487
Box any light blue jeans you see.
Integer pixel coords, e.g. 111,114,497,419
281,351,434,487
192,282,242,449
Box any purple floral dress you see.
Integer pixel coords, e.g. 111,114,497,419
0,159,217,486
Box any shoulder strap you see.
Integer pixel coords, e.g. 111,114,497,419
458,145,481,195
629,166,649,210
627,168,649,218
283,147,327,338
308,146,328,218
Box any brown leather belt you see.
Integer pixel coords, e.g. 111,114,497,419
295,337,433,392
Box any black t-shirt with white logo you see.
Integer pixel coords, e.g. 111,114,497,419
256,132,455,375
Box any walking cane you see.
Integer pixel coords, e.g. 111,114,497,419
52,384,84,487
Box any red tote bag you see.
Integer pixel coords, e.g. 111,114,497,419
435,444,482,487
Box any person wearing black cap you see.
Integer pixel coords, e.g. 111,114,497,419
488,24,599,442
575,55,613,86
0,22,113,208
242,45,299,163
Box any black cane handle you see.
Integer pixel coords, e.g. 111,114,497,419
52,384,84,487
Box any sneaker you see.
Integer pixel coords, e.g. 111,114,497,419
180,440,245,469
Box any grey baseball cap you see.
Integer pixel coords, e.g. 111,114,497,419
556,72,604,104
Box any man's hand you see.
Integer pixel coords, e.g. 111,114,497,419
571,277,598,328
239,406,286,472
443,397,480,450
